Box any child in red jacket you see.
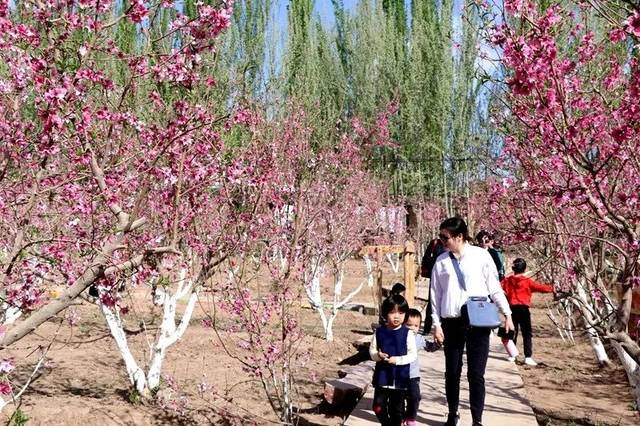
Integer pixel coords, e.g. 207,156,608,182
501,258,553,366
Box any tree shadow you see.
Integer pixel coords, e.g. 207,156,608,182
337,350,370,366
297,398,356,425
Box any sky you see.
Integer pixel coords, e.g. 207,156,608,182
275,0,359,31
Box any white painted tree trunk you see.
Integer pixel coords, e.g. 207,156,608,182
575,282,611,366
99,268,198,395
386,253,400,274
101,302,148,394
611,340,640,412
303,257,329,335
325,314,336,342
560,300,576,344
586,328,610,367
303,255,373,341
147,280,198,389
547,307,567,343
1,304,22,325
324,256,373,341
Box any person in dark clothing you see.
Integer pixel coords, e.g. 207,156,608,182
420,238,445,334
476,230,505,280
369,295,417,426
390,282,406,296
421,238,446,279
501,258,554,366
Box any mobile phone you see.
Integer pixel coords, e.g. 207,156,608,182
497,326,515,340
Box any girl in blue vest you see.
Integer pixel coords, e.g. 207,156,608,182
369,294,417,425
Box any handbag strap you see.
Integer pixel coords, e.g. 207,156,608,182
449,252,467,291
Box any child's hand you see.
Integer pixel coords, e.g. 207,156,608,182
386,356,397,364
378,351,389,360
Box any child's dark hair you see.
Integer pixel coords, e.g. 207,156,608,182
390,282,406,295
405,308,422,322
513,258,527,274
381,294,409,319
440,217,471,241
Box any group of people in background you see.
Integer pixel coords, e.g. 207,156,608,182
369,217,554,426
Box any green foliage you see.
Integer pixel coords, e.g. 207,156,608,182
9,408,30,426
278,0,485,202
127,388,143,405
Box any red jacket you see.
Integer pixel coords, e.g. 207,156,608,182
501,274,553,306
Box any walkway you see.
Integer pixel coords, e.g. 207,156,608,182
344,334,538,426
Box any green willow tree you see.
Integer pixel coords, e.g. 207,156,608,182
210,0,488,207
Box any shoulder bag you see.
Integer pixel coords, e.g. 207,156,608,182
449,252,502,328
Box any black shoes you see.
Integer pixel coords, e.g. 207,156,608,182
443,412,482,426
443,412,460,426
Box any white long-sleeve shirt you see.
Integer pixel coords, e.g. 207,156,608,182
369,326,417,365
430,243,511,328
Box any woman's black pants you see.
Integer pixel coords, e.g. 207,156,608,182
441,317,490,424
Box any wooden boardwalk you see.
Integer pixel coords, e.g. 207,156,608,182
344,334,538,426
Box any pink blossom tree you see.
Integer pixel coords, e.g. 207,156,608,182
0,0,243,409
485,0,640,377
204,105,393,421
301,136,388,341
0,0,235,343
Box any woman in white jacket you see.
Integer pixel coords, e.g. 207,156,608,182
430,217,514,426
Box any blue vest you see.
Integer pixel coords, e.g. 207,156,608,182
372,326,410,389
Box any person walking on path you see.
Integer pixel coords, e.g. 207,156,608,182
501,258,554,366
404,308,440,426
431,217,514,426
421,238,445,335
476,230,506,281
370,295,417,426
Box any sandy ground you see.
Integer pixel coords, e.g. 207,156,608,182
1,259,638,425
521,294,638,425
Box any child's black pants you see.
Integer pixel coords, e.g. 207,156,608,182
405,377,421,420
372,387,405,426
511,304,533,357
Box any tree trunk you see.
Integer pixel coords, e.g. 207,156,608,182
148,274,198,390
586,327,611,367
0,263,105,349
325,314,336,342
611,340,640,413
100,303,148,395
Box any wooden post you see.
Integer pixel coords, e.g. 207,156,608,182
358,244,404,315
375,248,383,315
404,240,416,306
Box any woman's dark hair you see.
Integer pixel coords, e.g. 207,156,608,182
381,294,409,318
406,308,422,322
512,258,527,274
390,282,406,295
439,217,471,241
475,230,492,244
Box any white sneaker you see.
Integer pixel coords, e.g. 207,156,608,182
524,357,538,366
507,356,516,362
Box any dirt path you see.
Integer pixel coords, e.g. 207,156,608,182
345,334,538,426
